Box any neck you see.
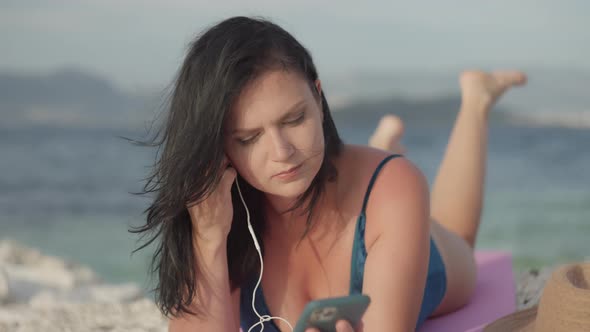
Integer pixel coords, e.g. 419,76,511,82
264,193,303,219
263,151,348,242
263,179,341,241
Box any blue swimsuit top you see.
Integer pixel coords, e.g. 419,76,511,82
240,154,447,331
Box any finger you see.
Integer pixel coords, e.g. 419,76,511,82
221,165,237,189
355,319,364,332
305,328,320,332
335,320,354,332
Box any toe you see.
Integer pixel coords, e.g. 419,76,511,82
492,70,527,86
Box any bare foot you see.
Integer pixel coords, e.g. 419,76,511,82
368,115,407,154
459,70,527,116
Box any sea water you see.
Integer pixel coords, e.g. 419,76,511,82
0,118,588,291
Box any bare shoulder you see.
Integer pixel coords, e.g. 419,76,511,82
333,145,393,213
338,145,430,249
337,145,427,196
335,145,395,186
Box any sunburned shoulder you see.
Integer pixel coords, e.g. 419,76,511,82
336,144,429,213
339,144,430,245
338,144,426,188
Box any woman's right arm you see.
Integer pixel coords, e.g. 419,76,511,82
168,238,240,332
169,162,240,331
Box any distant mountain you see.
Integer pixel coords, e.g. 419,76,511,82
0,68,158,129
330,95,516,135
1,67,588,130
323,67,590,116
324,67,590,129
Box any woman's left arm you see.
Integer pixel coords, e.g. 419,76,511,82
361,158,432,332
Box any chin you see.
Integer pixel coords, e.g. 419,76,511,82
270,177,313,198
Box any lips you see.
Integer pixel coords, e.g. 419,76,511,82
273,164,302,177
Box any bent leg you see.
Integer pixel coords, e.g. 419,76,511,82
428,70,526,315
429,220,477,316
429,106,489,248
430,70,526,248
368,115,407,154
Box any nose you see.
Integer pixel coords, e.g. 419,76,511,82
269,129,295,162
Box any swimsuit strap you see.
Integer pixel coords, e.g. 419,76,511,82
360,154,403,215
349,154,404,295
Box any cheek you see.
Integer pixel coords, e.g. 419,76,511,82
226,146,267,185
297,119,325,152
224,145,246,174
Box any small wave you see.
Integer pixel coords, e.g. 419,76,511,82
506,111,590,129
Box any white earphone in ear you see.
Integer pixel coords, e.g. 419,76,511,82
235,178,294,332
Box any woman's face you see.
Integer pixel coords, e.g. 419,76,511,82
224,69,325,199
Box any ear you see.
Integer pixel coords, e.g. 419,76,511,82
314,79,324,122
314,79,322,96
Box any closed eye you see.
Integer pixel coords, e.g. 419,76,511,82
235,111,305,145
284,112,305,126
237,133,260,145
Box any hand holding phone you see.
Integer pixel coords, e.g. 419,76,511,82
294,294,370,332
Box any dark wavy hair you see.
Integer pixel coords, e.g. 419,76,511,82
129,16,343,319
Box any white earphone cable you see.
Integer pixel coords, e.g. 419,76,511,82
235,178,294,332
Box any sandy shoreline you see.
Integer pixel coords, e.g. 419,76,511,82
0,239,550,331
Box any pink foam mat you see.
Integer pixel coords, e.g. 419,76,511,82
418,251,516,332
240,251,516,332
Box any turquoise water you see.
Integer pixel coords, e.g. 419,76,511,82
1,120,589,291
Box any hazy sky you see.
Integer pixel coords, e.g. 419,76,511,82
2,0,589,90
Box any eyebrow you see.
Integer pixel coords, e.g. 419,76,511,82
231,100,307,135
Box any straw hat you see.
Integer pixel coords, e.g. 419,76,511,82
484,262,590,331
